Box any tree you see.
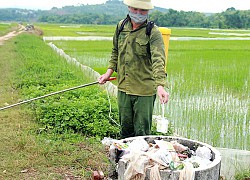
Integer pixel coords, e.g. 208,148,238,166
222,8,243,28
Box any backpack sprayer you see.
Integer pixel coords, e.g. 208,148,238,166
0,77,116,111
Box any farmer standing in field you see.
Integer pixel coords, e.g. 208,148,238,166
99,0,169,139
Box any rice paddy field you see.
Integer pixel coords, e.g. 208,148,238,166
0,22,14,36
40,23,250,151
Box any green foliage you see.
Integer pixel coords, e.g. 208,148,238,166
33,88,120,138
36,8,250,29
0,23,10,34
151,9,209,28
151,8,250,28
234,168,250,180
0,8,39,22
12,33,120,138
0,22,16,36
222,8,249,28
38,13,121,25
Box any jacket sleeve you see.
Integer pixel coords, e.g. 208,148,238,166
150,26,169,88
108,24,119,72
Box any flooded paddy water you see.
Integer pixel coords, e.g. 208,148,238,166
154,87,249,150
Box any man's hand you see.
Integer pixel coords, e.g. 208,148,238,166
98,74,110,84
157,86,169,104
98,69,114,84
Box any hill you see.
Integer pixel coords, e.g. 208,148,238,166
0,0,168,23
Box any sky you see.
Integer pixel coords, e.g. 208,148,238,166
0,0,249,13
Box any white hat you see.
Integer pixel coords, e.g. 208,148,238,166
123,0,154,10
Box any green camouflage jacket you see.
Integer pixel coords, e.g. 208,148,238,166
108,18,167,96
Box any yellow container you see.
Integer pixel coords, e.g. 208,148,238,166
159,27,171,70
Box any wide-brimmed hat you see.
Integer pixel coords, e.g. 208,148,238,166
123,0,154,10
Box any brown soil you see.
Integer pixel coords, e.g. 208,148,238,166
0,24,25,45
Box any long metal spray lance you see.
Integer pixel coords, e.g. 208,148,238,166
0,77,116,111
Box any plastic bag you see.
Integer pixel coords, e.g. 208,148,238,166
155,140,175,151
128,137,149,152
184,156,212,168
196,146,212,160
156,104,169,133
154,149,173,166
170,141,188,152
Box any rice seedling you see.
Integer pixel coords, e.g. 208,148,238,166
0,22,15,36
160,40,250,150
36,23,115,37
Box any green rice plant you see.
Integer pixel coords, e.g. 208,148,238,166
37,23,250,39
171,28,212,37
162,40,250,150
168,28,250,38
235,168,250,180
0,22,15,36
52,40,113,73
167,40,250,94
36,23,115,37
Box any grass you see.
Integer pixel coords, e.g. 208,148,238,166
36,23,116,37
169,28,250,38
0,32,110,179
0,22,16,36
235,168,250,180
38,23,250,38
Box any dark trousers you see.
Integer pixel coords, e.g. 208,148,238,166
118,91,156,139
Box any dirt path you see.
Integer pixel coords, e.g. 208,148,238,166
0,24,24,45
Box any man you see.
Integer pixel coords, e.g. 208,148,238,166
99,0,169,139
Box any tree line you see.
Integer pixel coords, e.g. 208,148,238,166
151,7,250,29
36,7,250,29
0,1,249,29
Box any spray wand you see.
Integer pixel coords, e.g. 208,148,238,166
0,77,116,111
